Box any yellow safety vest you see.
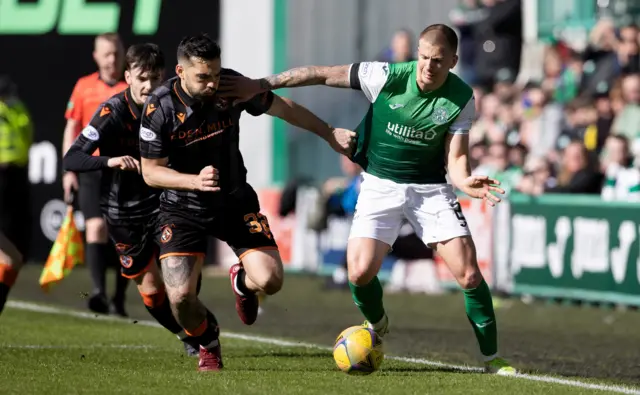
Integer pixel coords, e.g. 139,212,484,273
0,100,32,166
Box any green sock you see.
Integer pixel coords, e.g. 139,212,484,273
463,279,498,358
349,276,385,324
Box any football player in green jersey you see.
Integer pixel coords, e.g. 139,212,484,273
219,24,514,375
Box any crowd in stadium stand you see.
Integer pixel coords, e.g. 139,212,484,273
444,0,640,201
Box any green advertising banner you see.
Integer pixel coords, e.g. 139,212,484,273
508,193,640,306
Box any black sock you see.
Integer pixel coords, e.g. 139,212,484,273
0,283,9,314
142,289,183,333
87,243,107,295
187,309,220,349
113,269,129,304
236,269,253,296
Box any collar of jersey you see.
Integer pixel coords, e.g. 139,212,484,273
123,88,142,120
411,68,450,98
173,79,198,108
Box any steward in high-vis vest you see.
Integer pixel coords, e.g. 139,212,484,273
0,75,33,316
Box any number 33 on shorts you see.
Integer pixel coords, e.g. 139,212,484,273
243,212,273,238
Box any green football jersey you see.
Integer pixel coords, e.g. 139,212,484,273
350,61,475,184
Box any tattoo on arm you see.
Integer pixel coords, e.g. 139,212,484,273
259,65,351,90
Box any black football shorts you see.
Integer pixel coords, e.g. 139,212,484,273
157,185,278,261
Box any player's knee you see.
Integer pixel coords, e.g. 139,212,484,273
138,287,167,308
135,265,163,288
135,270,163,292
347,267,376,286
261,273,283,295
347,255,377,285
167,289,194,309
85,218,107,242
457,269,482,290
347,248,378,286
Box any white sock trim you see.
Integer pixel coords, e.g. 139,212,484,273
372,314,388,331
176,330,188,341
483,353,498,362
201,339,219,349
234,269,245,296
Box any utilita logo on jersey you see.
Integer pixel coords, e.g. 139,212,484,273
385,122,437,144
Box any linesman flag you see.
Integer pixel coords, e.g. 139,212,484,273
39,206,84,291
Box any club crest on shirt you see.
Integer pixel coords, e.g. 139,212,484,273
431,107,448,125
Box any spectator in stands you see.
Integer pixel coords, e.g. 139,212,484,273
611,73,640,146
557,96,600,153
377,29,415,64
498,99,521,145
609,77,626,116
601,134,640,200
493,68,517,102
544,48,584,105
581,19,620,98
519,82,564,159
473,141,523,194
470,141,488,170
308,156,362,232
509,143,528,168
324,156,362,217
593,89,615,154
517,156,557,195
617,23,640,75
547,141,603,194
469,93,503,144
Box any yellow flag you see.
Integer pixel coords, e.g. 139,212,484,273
39,206,84,292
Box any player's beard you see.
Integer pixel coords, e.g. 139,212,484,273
185,80,215,102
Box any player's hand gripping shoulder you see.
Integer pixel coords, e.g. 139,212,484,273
107,156,141,173
218,65,352,104
445,133,504,207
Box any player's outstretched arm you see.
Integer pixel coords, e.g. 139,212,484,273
218,65,353,103
259,65,352,90
265,95,355,156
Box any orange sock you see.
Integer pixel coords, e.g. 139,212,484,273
139,288,166,309
0,263,18,287
184,319,208,337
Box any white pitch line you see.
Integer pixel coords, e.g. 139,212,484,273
6,300,640,394
1,344,157,350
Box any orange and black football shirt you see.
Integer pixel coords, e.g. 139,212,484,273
139,71,274,212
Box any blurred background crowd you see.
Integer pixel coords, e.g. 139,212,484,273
451,0,640,201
